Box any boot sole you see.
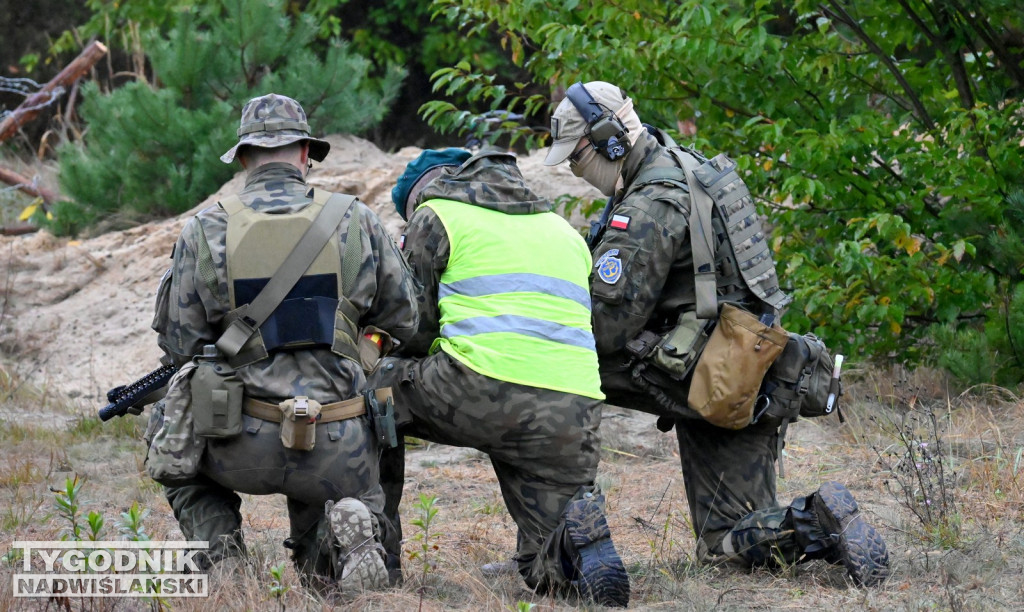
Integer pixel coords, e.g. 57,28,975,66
814,482,890,586
329,498,388,592
564,496,630,607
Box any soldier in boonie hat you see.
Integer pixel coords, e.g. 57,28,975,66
220,93,331,164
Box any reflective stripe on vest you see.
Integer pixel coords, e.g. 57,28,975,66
423,199,604,400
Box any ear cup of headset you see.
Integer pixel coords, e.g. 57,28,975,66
565,82,632,161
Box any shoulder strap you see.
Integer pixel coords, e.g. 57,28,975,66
624,141,721,319
674,150,719,319
311,188,363,295
341,201,362,296
215,191,357,357
219,194,246,216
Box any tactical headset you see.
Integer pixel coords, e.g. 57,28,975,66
565,82,632,161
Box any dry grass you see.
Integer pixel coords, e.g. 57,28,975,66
1,365,1023,611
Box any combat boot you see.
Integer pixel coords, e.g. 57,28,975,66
327,498,389,592
812,481,890,586
563,493,630,607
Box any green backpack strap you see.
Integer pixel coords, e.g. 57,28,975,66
310,188,362,296
310,188,364,361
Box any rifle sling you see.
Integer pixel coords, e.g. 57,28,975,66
215,191,358,358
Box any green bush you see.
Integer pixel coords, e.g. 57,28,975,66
54,0,404,234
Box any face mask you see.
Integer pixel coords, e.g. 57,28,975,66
570,145,624,197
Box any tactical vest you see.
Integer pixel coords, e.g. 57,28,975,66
626,131,790,315
423,198,605,400
216,189,363,367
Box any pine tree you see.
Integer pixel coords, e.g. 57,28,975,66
55,0,404,233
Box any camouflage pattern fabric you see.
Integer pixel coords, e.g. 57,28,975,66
380,150,610,593
165,415,385,579
588,128,840,566
152,162,419,582
221,93,330,163
368,353,603,593
144,363,203,485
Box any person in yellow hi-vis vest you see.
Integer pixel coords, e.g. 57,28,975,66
367,147,630,607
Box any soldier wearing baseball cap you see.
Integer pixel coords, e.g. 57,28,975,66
151,93,419,593
545,80,890,587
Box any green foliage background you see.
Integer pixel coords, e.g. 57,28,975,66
421,0,1024,385
52,0,403,233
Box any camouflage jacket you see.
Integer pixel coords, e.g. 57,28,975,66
589,129,765,355
154,162,419,402
398,150,554,356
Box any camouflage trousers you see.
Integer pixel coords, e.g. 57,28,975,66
367,352,604,592
162,412,389,582
600,353,827,565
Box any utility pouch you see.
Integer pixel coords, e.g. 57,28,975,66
280,397,322,451
625,330,662,361
358,326,395,374
365,388,398,449
145,362,205,486
191,345,244,439
763,332,842,421
648,310,712,381
687,303,788,430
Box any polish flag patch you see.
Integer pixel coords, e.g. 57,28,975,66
610,214,631,230
399,234,406,250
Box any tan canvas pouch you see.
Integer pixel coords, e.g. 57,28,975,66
145,362,205,485
687,303,788,429
280,397,322,451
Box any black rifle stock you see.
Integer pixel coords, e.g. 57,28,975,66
99,364,177,421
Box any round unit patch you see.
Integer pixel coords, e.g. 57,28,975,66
595,248,623,284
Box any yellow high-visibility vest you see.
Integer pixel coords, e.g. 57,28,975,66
423,198,604,400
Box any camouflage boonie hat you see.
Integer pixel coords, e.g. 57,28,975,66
220,93,331,164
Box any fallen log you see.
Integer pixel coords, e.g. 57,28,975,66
0,40,108,143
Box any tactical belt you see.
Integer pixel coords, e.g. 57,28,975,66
242,396,365,423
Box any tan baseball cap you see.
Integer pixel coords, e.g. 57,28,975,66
220,93,331,164
544,81,629,166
